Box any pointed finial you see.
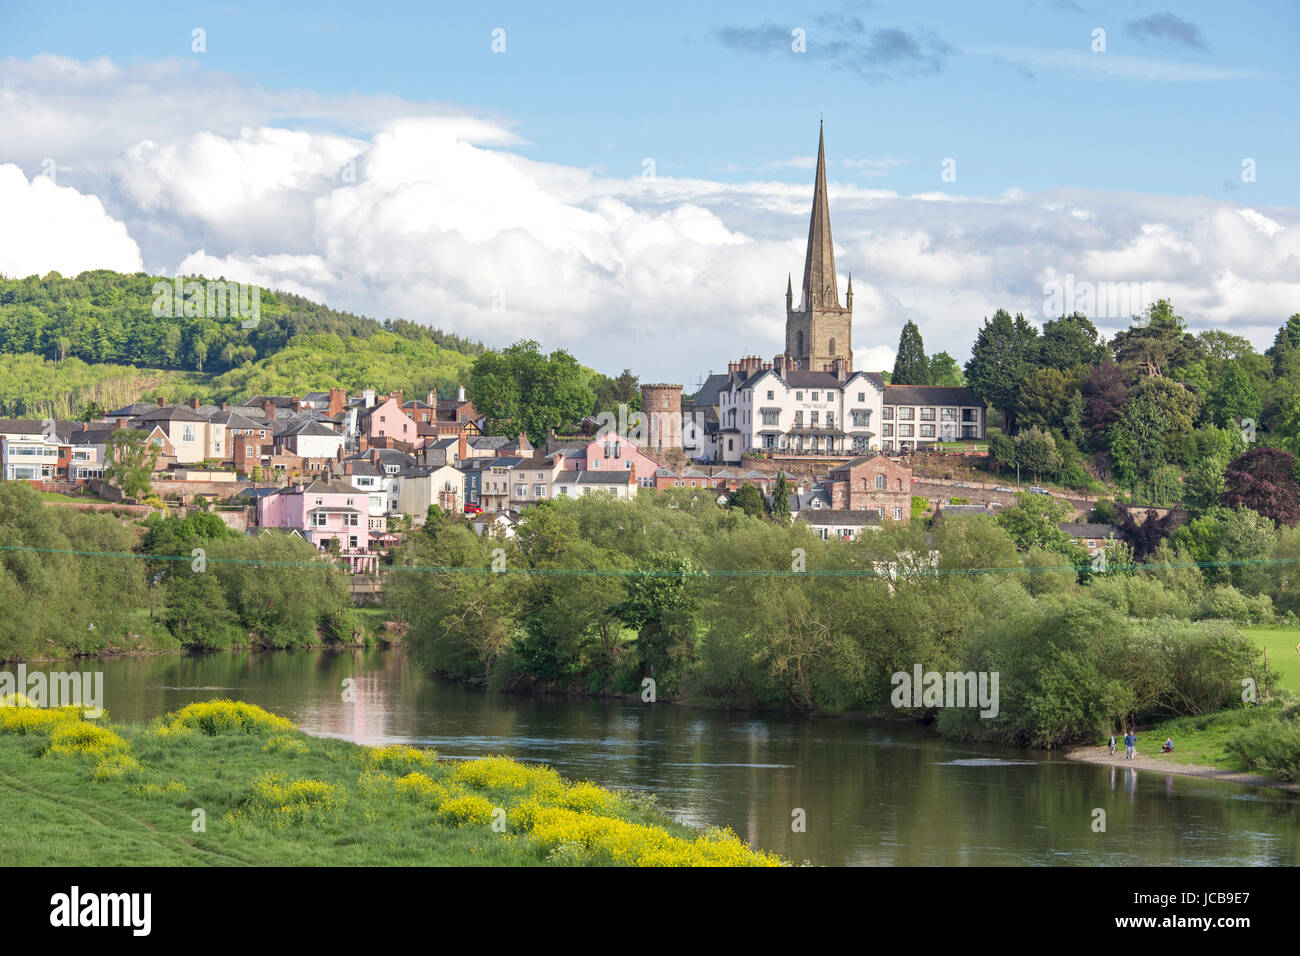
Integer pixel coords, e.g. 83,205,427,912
787,273,793,295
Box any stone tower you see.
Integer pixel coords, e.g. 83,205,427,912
640,383,683,452
785,121,853,372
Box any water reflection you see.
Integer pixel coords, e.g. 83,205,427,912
36,648,1300,866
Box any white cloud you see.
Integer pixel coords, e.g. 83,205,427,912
0,163,141,278
0,55,1298,381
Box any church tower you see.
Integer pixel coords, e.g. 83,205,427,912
785,121,852,372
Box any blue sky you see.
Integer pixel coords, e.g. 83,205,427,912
4,0,1294,202
1,1,1297,380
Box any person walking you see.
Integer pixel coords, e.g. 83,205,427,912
1108,733,1117,755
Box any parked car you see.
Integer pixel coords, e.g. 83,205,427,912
994,486,1016,493
1027,486,1050,495
952,482,973,488
463,504,483,514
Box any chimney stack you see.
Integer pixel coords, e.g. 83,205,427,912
457,386,466,402
220,401,227,411
329,387,345,418
190,397,199,410
262,400,276,421
290,397,301,413
458,430,467,463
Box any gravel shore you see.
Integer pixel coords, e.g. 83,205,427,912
1062,744,1300,794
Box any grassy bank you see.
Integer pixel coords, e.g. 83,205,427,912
1078,627,1300,784
0,697,782,867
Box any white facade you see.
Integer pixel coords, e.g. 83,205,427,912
1,428,59,480
719,370,884,462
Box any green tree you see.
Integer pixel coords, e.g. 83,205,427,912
1040,313,1105,370
770,473,792,521
1208,361,1261,429
927,351,964,387
1182,455,1228,515
995,492,1078,556
1014,427,1062,481
104,428,160,499
965,310,1040,433
728,482,767,518
891,320,931,386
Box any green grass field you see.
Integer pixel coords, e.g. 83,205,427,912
0,699,782,866
1129,627,1300,775
1242,626,1300,696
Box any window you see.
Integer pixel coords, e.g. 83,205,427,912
882,424,894,438
311,512,328,527
514,483,527,498
795,391,803,401
875,474,886,490
761,410,779,426
345,513,359,527
829,338,836,356
182,425,195,443
346,498,354,506
898,424,914,438
810,411,819,425
766,390,774,400
857,392,866,402
894,508,903,521
941,408,957,421
920,407,935,421
349,535,359,549
533,483,546,497
882,407,893,420
614,443,621,459
826,412,835,428
898,408,914,420
852,410,870,428
794,412,803,427
811,392,819,401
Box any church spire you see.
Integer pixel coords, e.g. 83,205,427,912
801,119,840,311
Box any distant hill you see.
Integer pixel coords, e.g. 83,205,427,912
0,269,487,375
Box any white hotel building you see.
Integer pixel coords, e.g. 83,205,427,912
710,356,985,463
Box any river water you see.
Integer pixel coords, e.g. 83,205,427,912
69,648,1300,865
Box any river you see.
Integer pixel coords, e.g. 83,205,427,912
66,648,1300,865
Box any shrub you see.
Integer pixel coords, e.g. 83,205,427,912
1225,720,1300,782
233,772,345,826
437,793,497,827
363,744,435,773
0,700,87,736
91,752,143,782
454,756,564,798
46,722,128,759
164,700,295,736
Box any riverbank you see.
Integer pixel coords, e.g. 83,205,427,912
0,697,784,866
1061,743,1300,794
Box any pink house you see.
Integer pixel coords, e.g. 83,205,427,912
359,397,419,447
576,434,660,486
256,479,378,572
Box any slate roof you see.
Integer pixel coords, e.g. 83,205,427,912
883,384,982,407
1060,523,1119,538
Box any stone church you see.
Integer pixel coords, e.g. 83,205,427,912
784,120,853,374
